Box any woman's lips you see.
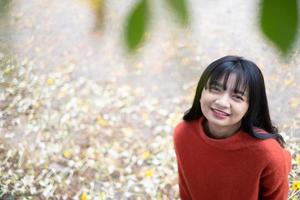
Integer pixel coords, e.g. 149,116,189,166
211,108,230,119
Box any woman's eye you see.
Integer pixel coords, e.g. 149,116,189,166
209,86,221,92
233,95,244,101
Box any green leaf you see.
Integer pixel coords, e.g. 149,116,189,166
166,0,189,26
260,0,299,54
0,0,11,14
125,0,149,51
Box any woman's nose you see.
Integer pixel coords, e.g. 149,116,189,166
215,94,230,108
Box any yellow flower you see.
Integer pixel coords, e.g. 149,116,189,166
145,169,154,179
89,0,103,11
96,116,108,127
284,79,293,86
296,155,300,165
47,78,54,85
142,151,151,160
290,98,299,108
100,192,105,200
4,68,11,75
80,192,87,200
35,100,43,108
291,181,300,190
63,150,72,159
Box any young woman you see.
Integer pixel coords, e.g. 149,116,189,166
173,56,291,200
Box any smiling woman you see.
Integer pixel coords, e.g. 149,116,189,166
173,56,291,200
200,74,249,139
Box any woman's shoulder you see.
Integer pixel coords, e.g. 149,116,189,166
253,130,287,153
173,120,189,137
258,141,292,174
258,138,291,159
174,120,189,131
252,134,291,170
249,127,290,159
173,119,197,143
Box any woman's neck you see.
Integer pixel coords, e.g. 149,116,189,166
204,120,241,139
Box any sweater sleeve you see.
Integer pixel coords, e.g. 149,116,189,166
176,156,193,200
173,122,193,200
260,149,291,200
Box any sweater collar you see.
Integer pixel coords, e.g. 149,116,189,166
195,117,256,150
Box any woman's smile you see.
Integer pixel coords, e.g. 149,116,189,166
200,74,249,137
211,108,230,119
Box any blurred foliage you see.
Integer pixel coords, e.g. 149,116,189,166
124,0,299,56
88,0,105,31
260,0,299,55
124,0,149,52
0,0,11,14
165,0,189,26
124,0,189,52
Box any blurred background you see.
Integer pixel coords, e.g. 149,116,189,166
0,0,300,199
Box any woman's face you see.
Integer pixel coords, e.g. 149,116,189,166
200,74,249,138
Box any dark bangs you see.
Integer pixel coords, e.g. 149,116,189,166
206,60,249,95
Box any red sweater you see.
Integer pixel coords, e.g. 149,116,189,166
173,117,291,200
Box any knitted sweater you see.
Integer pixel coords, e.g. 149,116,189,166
173,117,291,200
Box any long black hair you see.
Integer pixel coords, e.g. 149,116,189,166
183,55,286,147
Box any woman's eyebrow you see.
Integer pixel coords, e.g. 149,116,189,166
210,81,223,87
233,89,247,96
209,82,248,96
